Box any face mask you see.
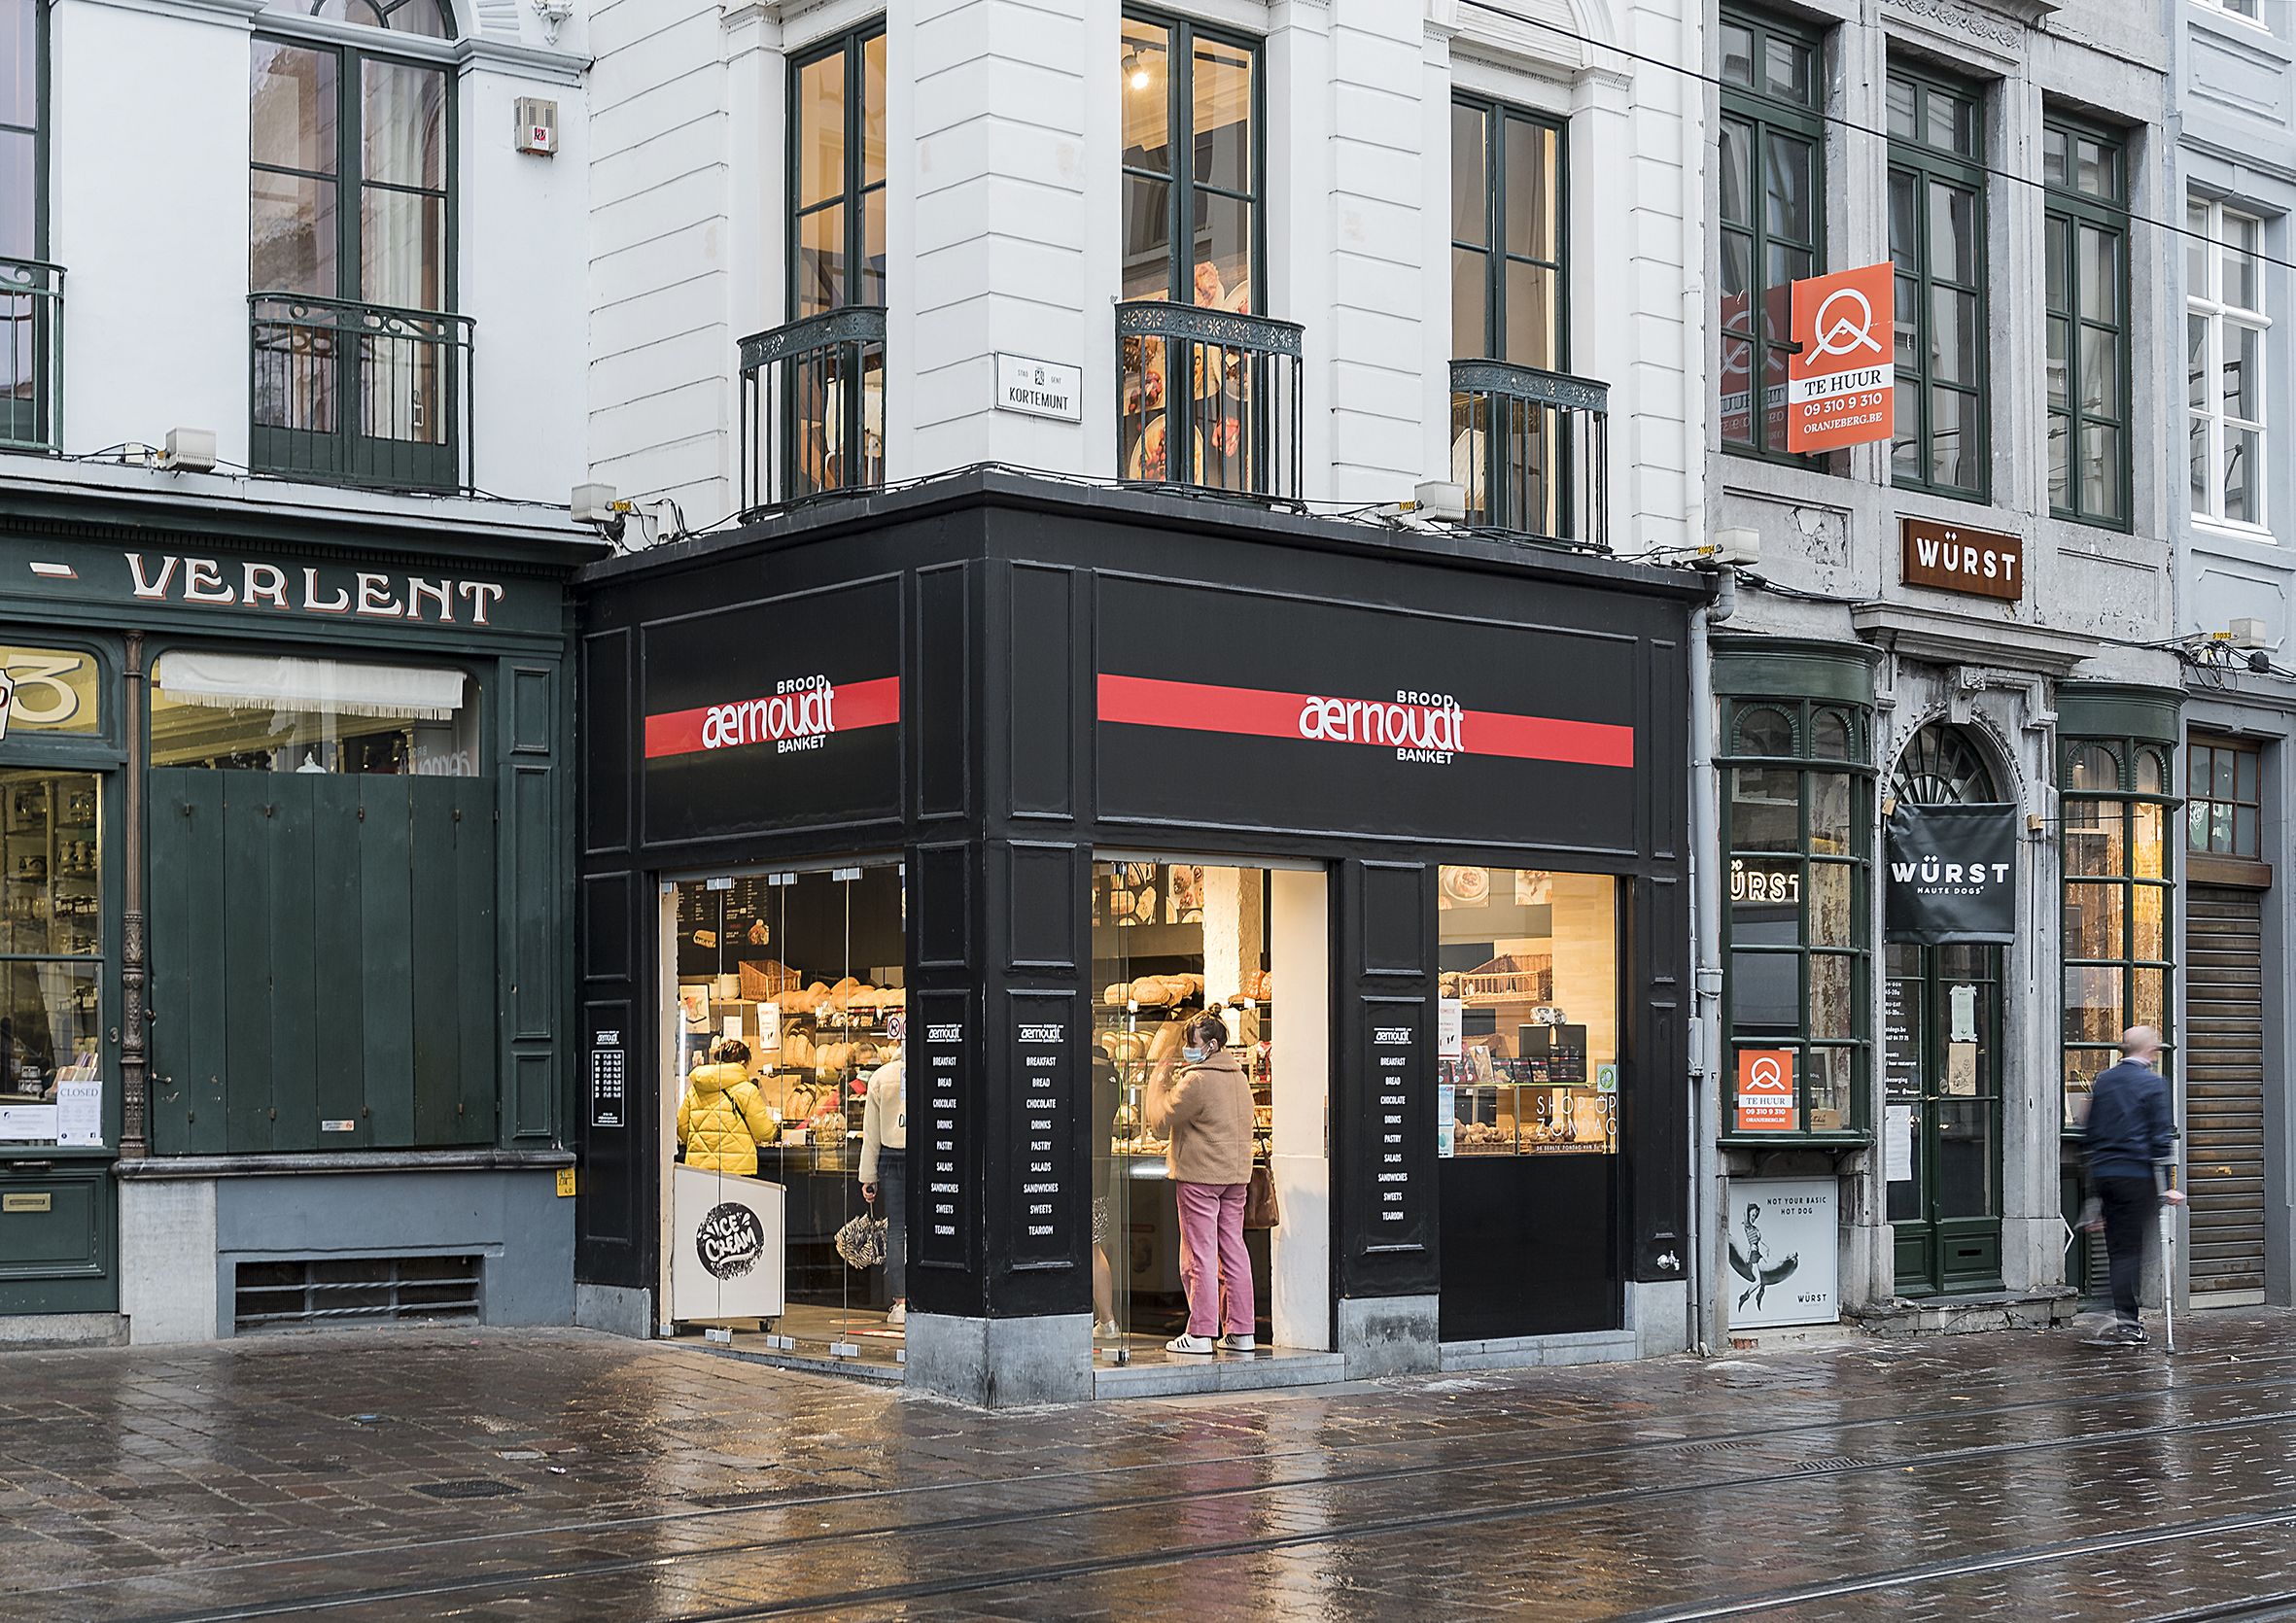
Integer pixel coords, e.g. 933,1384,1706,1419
1181,1045,1207,1063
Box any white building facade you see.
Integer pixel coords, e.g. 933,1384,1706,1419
2172,0,2296,1312
0,0,598,1344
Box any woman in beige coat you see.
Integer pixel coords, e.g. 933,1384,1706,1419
1144,1012,1257,1355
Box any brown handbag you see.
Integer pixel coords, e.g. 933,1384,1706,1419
1244,1163,1281,1230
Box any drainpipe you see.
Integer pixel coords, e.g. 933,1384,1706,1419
1687,569,1733,1356
120,631,148,1159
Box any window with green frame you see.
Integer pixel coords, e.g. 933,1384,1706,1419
2061,738,2174,1127
1718,9,1824,463
2042,117,2130,528
1722,699,1873,1137
789,23,886,322
1888,67,1987,500
1119,9,1261,311
0,0,53,453
1450,96,1564,372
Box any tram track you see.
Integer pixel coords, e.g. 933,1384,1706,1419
115,1387,2296,1621
41,1340,2296,1609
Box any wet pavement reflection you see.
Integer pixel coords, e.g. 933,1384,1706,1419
0,1312,2293,1619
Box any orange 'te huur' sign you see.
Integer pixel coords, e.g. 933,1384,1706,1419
1788,263,1896,453
1735,1049,1797,1133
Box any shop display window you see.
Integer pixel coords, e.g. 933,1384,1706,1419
151,652,479,776
0,646,101,736
667,865,906,1363
1092,860,1283,1358
0,770,101,1145
1720,698,1873,1137
1437,868,1620,1157
2059,737,2174,1125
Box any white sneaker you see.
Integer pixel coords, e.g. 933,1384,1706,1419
1095,1318,1122,1338
1218,1333,1255,1352
887,1301,906,1327
1165,1332,1215,1355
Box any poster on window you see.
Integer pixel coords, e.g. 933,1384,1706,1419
1727,1178,1839,1329
1885,804,2018,944
1788,263,1896,452
1734,1049,1796,1132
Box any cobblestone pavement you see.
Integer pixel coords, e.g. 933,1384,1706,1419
4,1311,2296,1621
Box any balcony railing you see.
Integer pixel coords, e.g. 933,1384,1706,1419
1449,360,1609,548
1117,301,1303,502
0,258,63,455
249,293,474,495
739,305,886,514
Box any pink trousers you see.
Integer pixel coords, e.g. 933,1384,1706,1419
1174,1180,1253,1337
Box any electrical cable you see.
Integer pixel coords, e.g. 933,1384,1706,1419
1459,0,2296,278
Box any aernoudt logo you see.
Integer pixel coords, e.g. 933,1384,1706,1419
696,1202,764,1280
1297,690,1464,760
1808,286,1883,362
644,674,900,759
1096,674,1632,771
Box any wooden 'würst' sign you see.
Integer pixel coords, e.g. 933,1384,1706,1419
1901,517,2023,602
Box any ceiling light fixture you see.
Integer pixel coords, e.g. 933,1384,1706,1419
1125,49,1150,90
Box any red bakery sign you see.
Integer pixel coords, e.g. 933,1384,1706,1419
1096,674,1634,770
644,674,900,759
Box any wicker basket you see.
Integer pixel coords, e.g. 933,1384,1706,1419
739,958,800,1002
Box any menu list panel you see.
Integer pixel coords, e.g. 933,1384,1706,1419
1010,995,1073,1266
914,990,971,1270
1361,1000,1430,1255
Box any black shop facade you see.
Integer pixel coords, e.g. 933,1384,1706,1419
574,470,1699,1405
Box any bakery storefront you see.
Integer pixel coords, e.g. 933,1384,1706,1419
574,470,1697,1404
0,502,584,1343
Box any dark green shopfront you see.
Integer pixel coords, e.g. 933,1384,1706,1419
0,485,593,1343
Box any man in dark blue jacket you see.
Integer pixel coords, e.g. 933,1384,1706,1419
2082,1026,2182,1347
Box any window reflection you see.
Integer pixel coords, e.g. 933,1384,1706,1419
151,654,479,776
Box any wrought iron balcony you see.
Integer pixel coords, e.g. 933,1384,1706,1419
0,258,63,455
739,306,886,513
249,294,474,494
1116,301,1303,502
1449,359,1610,547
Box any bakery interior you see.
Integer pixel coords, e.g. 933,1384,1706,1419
1092,859,1330,1364
665,865,909,1364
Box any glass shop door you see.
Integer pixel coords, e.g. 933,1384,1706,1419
663,862,908,1368
1885,943,2004,1295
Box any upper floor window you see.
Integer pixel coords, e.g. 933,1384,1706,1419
0,0,55,455
1889,68,1986,501
790,24,885,320
2196,0,2264,20
1718,8,1823,463
249,32,463,489
1450,97,1563,371
1115,13,1297,500
2043,118,2129,529
283,0,451,33
1120,11,1259,313
2188,739,2262,857
2188,196,2268,530
250,38,449,311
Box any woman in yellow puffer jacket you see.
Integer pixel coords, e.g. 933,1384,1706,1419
677,1037,779,1176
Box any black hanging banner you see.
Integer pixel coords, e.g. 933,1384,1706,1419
1885,803,2019,944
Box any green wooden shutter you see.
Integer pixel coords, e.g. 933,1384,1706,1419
149,770,497,1154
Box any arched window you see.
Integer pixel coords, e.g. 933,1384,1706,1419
297,0,453,36
2060,733,2175,1126
1721,696,1873,1139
